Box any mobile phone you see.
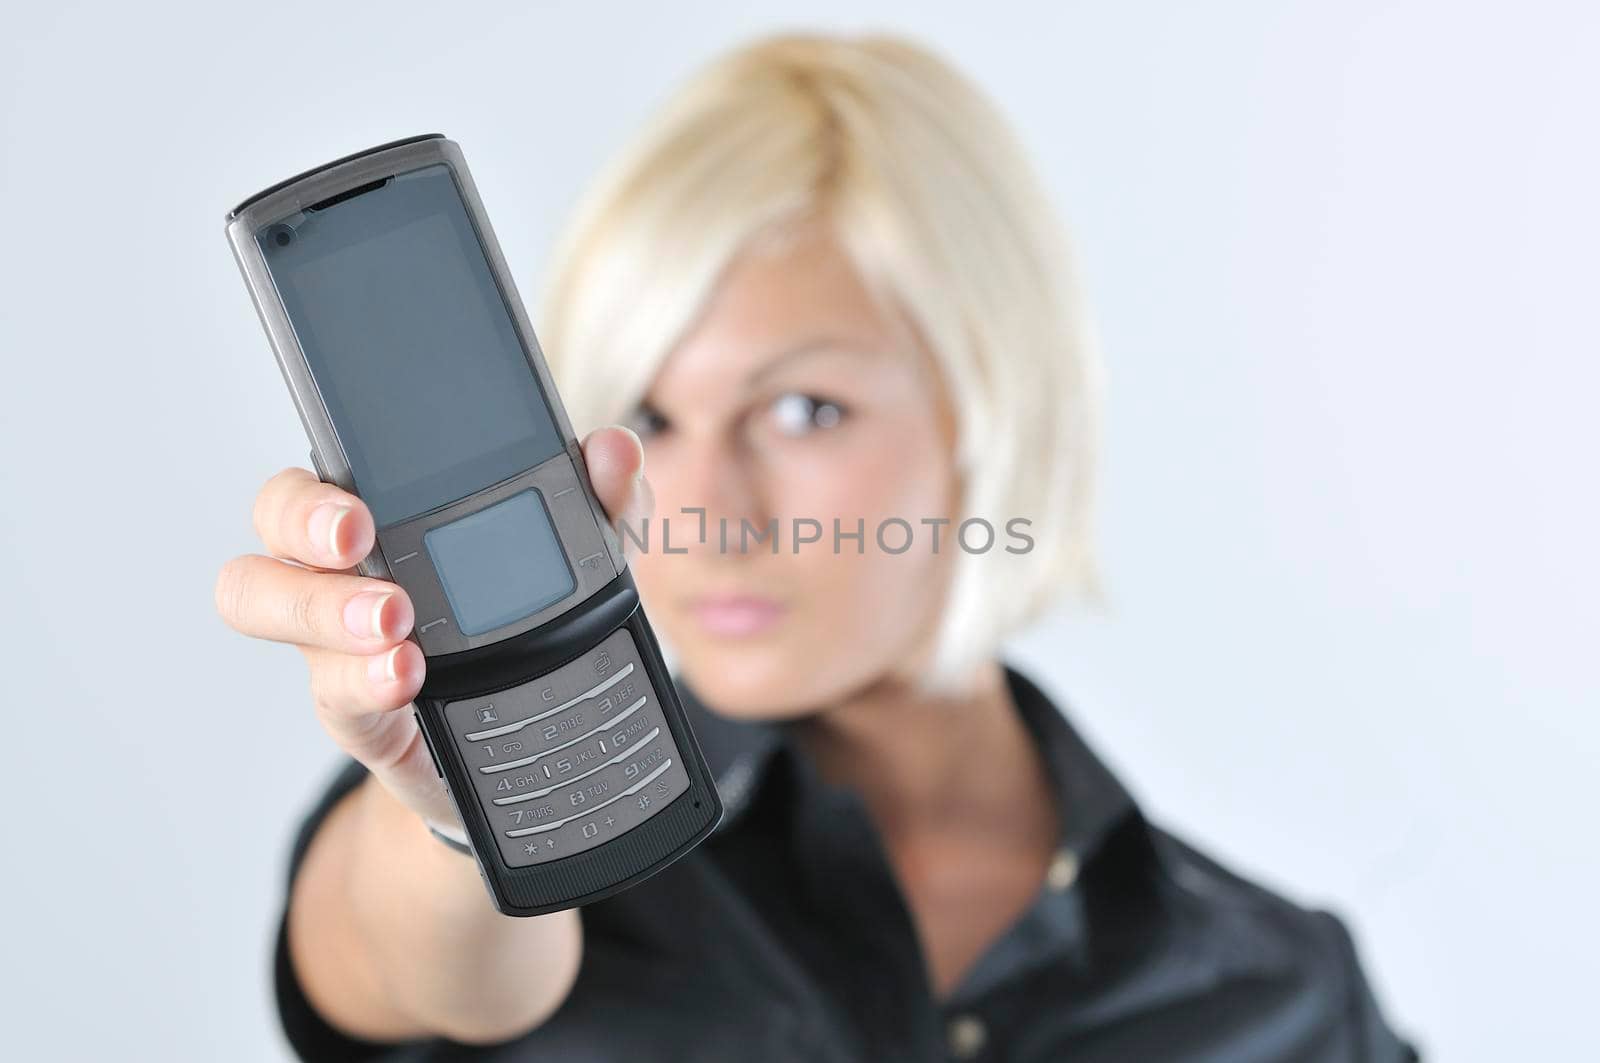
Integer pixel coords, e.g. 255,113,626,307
225,134,722,916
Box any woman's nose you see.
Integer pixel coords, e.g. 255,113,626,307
654,436,769,557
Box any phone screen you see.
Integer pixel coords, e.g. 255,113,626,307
255,164,563,529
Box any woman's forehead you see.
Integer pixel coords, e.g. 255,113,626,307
648,230,918,395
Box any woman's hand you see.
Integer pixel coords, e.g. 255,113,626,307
214,427,650,1044
214,426,652,830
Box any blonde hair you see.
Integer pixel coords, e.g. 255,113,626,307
535,32,1103,689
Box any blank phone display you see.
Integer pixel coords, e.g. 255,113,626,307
256,165,564,529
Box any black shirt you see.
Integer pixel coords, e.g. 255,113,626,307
276,666,1418,1062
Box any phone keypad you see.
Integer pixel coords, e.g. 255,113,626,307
443,628,689,867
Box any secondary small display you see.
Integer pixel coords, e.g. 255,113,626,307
424,489,574,637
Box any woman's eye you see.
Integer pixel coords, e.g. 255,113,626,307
769,393,846,437
627,404,671,439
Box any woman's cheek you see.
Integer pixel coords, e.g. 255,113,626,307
779,439,951,539
782,503,951,661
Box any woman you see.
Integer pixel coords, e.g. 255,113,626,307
218,32,1416,1062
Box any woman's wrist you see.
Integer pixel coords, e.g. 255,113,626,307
352,776,481,894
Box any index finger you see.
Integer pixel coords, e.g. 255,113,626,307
252,467,376,570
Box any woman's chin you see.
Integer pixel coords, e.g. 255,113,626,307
673,639,841,722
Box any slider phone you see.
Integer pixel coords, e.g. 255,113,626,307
225,134,721,916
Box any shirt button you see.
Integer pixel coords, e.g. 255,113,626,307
1046,847,1080,892
947,1013,987,1059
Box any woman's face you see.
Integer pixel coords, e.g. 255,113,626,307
628,221,960,719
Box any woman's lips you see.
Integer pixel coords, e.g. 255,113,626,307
687,594,787,637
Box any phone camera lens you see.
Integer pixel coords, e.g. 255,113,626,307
267,224,294,248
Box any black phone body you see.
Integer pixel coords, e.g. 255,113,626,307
225,135,721,916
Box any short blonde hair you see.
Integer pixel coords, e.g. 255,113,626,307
535,32,1103,689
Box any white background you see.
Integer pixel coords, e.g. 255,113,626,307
2,2,1595,1059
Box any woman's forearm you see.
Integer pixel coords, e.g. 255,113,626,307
287,774,583,1045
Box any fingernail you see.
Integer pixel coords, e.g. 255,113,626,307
309,503,352,562
344,591,393,640
368,645,402,684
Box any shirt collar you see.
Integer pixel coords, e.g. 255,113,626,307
675,661,1138,862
